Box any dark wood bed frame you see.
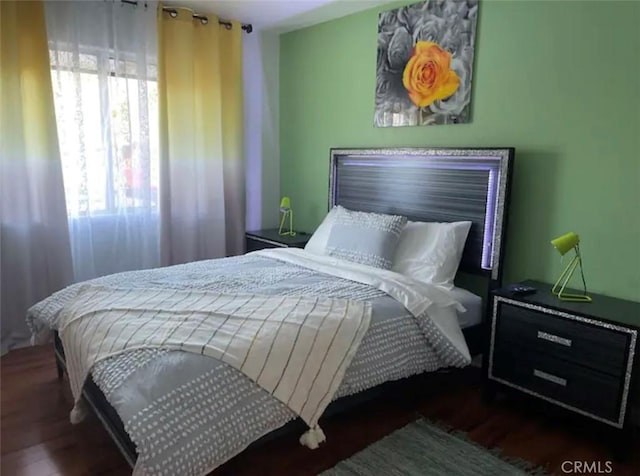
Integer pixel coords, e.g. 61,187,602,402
53,147,515,468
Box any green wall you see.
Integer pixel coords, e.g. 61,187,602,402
280,0,640,301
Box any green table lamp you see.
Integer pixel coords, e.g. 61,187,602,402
278,196,296,236
550,232,592,302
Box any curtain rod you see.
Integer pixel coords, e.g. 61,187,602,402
120,0,253,33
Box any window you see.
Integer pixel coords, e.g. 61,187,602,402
50,50,159,216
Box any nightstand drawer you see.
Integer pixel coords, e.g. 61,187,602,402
491,348,622,422
495,301,629,377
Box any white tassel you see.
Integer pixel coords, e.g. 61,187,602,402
69,399,88,424
299,425,326,449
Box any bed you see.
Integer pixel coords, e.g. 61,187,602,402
28,147,514,476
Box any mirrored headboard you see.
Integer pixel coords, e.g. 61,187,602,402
329,148,514,283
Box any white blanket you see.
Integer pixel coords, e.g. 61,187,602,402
59,286,371,441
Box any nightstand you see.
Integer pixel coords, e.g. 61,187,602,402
245,229,311,252
486,280,638,437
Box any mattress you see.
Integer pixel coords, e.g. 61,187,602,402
451,287,483,328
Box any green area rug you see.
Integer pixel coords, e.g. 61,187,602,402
321,419,548,476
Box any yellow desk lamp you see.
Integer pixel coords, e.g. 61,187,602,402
278,196,296,236
550,232,592,302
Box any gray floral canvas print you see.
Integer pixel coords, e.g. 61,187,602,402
375,0,478,127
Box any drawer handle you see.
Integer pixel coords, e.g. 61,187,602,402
537,331,572,347
533,369,567,387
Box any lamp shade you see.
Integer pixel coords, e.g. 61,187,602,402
280,196,291,211
551,232,580,256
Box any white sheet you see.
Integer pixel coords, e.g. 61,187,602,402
450,287,483,328
255,248,471,362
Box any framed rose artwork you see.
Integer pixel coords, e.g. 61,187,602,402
375,0,478,127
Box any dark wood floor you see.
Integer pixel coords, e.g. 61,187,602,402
1,346,638,476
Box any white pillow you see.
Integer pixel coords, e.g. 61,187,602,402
392,221,472,289
304,207,338,255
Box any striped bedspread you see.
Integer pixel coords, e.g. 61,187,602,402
59,285,371,434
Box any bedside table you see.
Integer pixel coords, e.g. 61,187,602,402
486,280,638,434
245,229,311,252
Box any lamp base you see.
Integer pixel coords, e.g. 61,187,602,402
554,291,593,303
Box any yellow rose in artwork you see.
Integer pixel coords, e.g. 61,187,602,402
402,41,460,108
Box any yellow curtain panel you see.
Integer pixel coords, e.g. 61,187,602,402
0,0,73,352
1,0,62,167
158,6,244,265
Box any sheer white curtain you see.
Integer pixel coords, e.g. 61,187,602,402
45,0,160,282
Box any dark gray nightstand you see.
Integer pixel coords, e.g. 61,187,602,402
485,280,639,455
245,229,312,252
